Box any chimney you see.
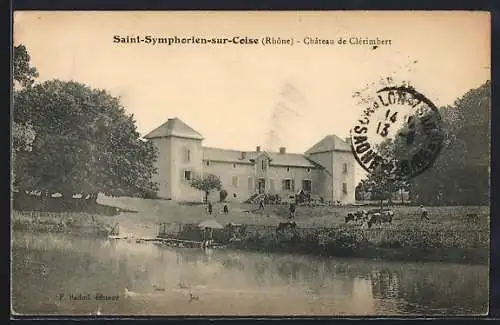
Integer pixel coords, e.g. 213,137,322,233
256,146,261,152
279,147,286,154
241,151,246,159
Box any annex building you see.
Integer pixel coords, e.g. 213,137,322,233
144,118,355,204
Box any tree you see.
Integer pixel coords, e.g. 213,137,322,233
355,179,370,201
12,44,39,190
359,138,408,208
13,44,39,89
410,81,490,205
219,189,228,202
190,174,222,203
13,80,159,200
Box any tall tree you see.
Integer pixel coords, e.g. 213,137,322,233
13,80,159,200
13,44,39,89
12,44,39,190
410,80,490,205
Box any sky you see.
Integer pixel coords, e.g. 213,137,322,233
13,11,490,184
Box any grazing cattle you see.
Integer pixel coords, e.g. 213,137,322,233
466,213,479,223
346,210,368,223
345,212,356,223
367,210,393,228
275,221,297,234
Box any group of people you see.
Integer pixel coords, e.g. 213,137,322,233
206,201,230,215
207,199,430,221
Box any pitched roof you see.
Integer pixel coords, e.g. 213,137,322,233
202,147,321,168
202,147,257,164
305,135,351,154
144,118,204,140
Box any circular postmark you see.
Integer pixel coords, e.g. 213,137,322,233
350,86,444,181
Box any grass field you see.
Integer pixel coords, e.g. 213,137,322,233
12,194,490,264
96,195,489,229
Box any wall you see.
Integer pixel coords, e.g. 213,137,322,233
267,165,316,197
202,160,255,202
307,152,334,201
169,137,204,202
331,150,356,204
150,137,171,199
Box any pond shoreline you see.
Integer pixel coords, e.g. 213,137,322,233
12,211,118,238
227,242,489,266
12,209,489,266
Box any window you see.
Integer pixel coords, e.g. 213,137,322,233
302,179,312,192
184,148,191,162
232,176,239,188
248,176,254,191
282,179,295,191
342,182,348,194
306,168,311,173
261,159,267,170
233,163,236,168
343,163,348,173
184,170,192,181
287,167,290,172
206,160,210,166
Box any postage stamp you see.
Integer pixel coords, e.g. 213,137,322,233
11,11,490,317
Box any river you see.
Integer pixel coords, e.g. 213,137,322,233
11,231,488,316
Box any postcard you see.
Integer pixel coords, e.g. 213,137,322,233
11,11,490,316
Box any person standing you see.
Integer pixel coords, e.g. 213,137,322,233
289,202,296,219
420,205,429,221
259,198,265,213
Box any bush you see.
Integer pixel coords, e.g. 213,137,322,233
219,190,228,202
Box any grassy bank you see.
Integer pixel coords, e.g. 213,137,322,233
170,222,489,265
12,194,490,264
97,195,490,228
229,227,488,265
12,211,119,237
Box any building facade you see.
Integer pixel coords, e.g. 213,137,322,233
144,118,355,204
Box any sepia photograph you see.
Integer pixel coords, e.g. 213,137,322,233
11,11,490,316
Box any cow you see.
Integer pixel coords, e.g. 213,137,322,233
275,221,297,234
345,212,356,223
346,210,368,223
367,210,393,228
466,213,479,223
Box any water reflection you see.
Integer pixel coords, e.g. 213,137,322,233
12,232,488,316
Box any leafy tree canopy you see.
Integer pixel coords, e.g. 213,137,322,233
190,174,223,202
356,80,490,206
13,71,158,199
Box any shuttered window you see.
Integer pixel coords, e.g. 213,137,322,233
282,179,295,191
269,179,275,193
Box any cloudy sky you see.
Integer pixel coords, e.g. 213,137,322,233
13,11,490,184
